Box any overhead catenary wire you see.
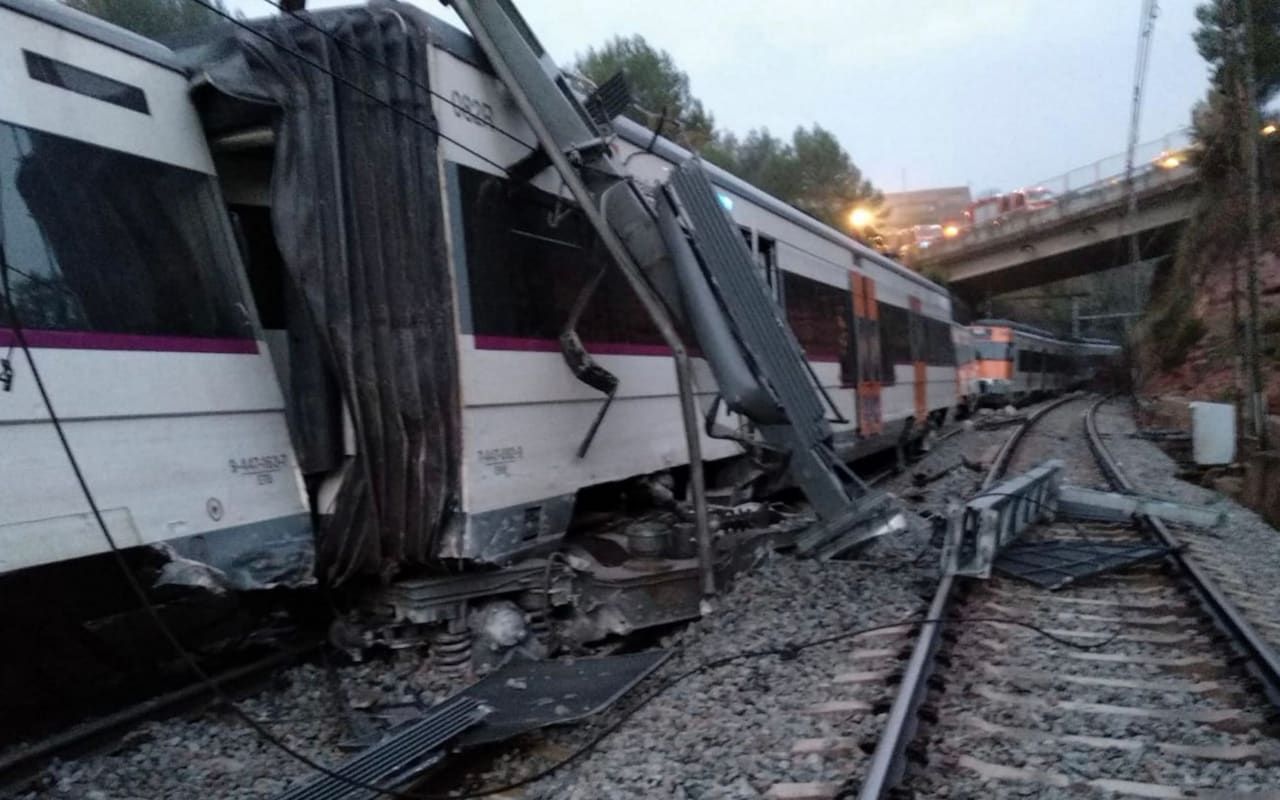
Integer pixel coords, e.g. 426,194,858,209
183,0,515,176
239,0,541,155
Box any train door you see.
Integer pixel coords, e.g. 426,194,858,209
849,272,882,435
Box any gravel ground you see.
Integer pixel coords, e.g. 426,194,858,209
1096,398,1280,652
7,651,474,800
900,395,1280,799
1005,394,1107,488
500,554,931,800
4,413,1039,800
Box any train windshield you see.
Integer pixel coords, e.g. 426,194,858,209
0,120,251,340
975,341,1011,360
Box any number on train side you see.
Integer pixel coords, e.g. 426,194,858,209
450,90,494,128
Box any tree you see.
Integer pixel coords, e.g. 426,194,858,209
710,126,881,228
574,34,880,230
63,0,230,40
1194,0,1280,103
1190,0,1280,180
575,35,715,148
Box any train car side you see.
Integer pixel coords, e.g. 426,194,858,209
0,0,312,589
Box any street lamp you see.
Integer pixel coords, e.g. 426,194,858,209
1262,123,1277,136
848,207,873,230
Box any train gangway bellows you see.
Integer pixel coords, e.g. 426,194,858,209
448,0,900,557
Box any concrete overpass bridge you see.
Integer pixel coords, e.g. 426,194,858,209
914,133,1200,302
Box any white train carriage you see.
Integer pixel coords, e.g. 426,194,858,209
969,319,1114,406
0,0,312,589
2,0,959,618
197,4,958,577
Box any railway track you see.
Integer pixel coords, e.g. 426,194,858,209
848,395,1280,799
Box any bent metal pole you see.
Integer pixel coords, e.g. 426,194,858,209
447,0,716,595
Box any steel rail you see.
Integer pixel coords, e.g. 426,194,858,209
1084,395,1280,708
855,393,1079,799
0,643,317,791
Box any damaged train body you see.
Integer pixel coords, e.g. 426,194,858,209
1,0,961,659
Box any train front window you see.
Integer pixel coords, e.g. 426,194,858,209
975,341,1011,360
0,120,251,340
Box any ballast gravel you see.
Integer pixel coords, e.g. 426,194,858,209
1096,399,1280,650
5,414,1042,800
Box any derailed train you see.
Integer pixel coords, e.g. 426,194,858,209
964,320,1121,407
0,0,1116,663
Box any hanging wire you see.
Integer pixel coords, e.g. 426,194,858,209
183,0,514,176
246,0,540,154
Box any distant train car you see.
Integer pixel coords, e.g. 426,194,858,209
952,323,979,416
969,320,1116,406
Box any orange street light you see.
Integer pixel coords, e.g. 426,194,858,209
849,207,874,229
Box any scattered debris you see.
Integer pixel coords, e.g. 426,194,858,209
1130,428,1190,442
455,650,670,747
975,416,1024,430
272,695,487,800
994,539,1171,590
912,461,961,488
1058,485,1226,528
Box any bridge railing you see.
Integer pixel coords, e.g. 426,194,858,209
1028,128,1193,204
916,128,1196,264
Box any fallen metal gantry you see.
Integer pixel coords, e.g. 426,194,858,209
943,459,1225,582
942,460,1063,579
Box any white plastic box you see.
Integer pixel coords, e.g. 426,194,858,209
1190,401,1236,465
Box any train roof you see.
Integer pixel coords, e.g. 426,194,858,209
1,0,184,71
972,318,1120,349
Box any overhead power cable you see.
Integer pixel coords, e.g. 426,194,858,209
245,0,539,155
184,0,514,176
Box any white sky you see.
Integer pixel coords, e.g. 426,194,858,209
224,0,1212,194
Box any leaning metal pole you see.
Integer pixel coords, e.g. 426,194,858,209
1241,0,1269,448
447,0,715,595
1121,0,1159,338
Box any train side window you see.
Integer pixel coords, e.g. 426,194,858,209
877,302,911,384
0,120,250,339
458,164,669,348
782,271,845,362
757,235,777,289
925,318,955,366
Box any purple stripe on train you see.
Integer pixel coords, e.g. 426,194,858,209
0,329,259,354
472,334,842,363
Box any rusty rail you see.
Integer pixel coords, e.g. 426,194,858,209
1085,395,1280,708
855,393,1077,798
